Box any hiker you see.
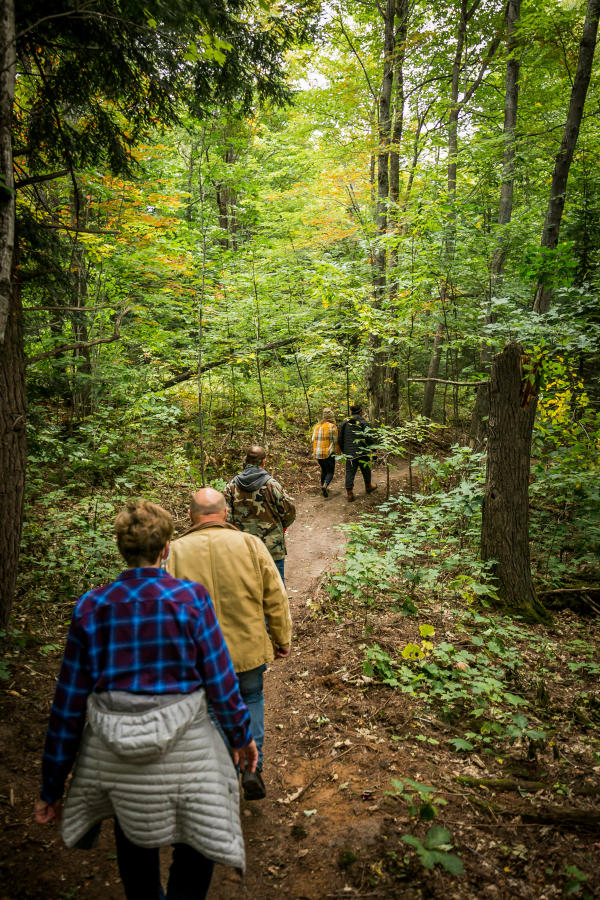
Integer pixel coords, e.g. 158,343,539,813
166,487,292,802
339,403,378,502
311,407,340,498
34,500,256,900
223,444,296,584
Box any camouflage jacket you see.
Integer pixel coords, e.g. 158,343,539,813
223,466,296,561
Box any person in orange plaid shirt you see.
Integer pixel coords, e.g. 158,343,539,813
311,408,341,498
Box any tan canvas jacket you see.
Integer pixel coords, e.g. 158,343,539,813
166,522,291,673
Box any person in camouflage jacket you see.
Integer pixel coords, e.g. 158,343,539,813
224,445,296,583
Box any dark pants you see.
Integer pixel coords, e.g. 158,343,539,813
345,456,372,490
317,456,335,486
114,818,214,900
275,557,285,584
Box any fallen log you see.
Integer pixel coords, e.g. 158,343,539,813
454,776,546,793
537,587,600,616
462,794,600,832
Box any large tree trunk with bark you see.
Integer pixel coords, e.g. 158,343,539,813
0,0,20,629
472,0,521,447
0,266,26,629
480,344,549,622
0,0,15,345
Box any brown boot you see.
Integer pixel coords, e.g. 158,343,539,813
347,489,355,502
365,484,377,494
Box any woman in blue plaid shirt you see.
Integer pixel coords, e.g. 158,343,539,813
35,500,257,900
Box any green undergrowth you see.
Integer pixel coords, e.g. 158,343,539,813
320,444,600,761
363,611,556,755
326,443,599,623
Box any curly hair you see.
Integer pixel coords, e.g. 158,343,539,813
114,500,173,566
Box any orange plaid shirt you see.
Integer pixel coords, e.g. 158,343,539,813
312,422,340,459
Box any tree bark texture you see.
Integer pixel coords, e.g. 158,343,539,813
533,0,600,314
0,267,26,629
472,0,521,447
0,0,16,345
480,343,549,622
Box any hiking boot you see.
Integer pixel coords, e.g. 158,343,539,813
242,768,266,801
365,484,378,494
321,485,329,498
347,489,355,502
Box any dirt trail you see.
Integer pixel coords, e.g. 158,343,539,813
208,464,405,900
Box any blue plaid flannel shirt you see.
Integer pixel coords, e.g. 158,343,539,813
41,567,252,803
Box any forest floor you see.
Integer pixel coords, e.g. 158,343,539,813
1,449,599,899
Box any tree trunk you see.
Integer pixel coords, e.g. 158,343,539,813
422,321,445,419
472,0,521,447
533,0,600,314
0,0,16,345
480,344,549,623
368,0,395,423
0,262,26,629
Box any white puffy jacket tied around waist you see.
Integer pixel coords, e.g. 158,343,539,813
60,689,245,872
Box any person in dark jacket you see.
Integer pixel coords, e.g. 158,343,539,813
223,445,296,583
339,404,378,502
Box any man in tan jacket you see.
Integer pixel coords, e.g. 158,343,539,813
166,487,291,800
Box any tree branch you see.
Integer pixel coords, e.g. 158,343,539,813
461,29,503,109
338,15,378,103
26,306,130,364
159,335,301,391
36,223,119,235
409,376,488,386
15,169,70,189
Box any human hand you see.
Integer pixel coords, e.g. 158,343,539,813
35,798,63,826
233,739,258,774
275,645,290,658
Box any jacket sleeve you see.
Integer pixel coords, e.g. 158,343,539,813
222,481,235,523
270,480,296,528
333,424,341,455
256,541,292,649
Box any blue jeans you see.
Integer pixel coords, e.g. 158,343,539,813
238,663,266,769
113,818,214,900
274,557,285,584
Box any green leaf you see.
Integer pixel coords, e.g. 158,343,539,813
448,738,474,752
430,850,464,875
425,826,452,849
419,624,435,638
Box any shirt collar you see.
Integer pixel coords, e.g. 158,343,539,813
178,521,240,538
116,567,169,581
